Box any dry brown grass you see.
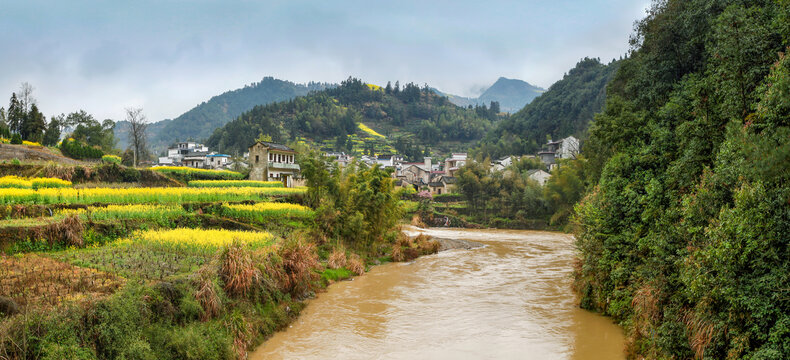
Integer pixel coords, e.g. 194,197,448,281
194,265,222,321
0,253,122,311
682,309,717,360
346,254,365,275
391,233,439,262
29,214,84,247
411,214,427,228
327,248,347,269
219,241,260,298
265,236,320,296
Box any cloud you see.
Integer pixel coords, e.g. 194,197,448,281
0,0,649,122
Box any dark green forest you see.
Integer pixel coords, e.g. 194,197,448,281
114,77,333,151
574,0,790,358
476,57,619,158
207,78,501,159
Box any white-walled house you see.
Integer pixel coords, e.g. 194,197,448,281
527,169,552,186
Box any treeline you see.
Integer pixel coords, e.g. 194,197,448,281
575,0,790,358
455,157,585,228
207,77,501,158
476,57,619,158
116,77,335,151
0,83,122,160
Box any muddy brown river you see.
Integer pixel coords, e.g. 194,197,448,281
251,228,624,359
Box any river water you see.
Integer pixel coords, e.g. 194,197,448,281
251,228,624,360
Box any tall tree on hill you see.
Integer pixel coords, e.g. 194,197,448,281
0,107,8,138
126,107,148,167
21,103,46,142
17,83,35,114
7,93,22,134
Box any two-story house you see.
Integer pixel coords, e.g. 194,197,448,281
248,141,301,187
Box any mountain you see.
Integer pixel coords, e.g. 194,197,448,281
474,57,620,158
207,78,501,160
114,77,334,152
436,77,545,113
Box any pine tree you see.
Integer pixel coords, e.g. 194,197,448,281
21,103,46,142
7,93,22,134
43,116,61,146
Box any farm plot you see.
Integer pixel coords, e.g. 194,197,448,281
0,254,123,311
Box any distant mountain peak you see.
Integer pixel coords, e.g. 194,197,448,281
435,77,545,113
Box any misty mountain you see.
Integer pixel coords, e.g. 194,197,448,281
114,77,335,152
435,77,545,113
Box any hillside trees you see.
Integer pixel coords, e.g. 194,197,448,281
207,78,499,156
126,107,148,167
475,58,619,158
574,0,790,357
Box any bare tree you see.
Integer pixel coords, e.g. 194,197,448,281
126,107,148,167
18,82,35,113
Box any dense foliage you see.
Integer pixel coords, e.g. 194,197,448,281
476,58,619,158
574,1,790,358
455,156,585,228
300,151,401,249
207,78,501,160
59,138,104,159
114,77,333,151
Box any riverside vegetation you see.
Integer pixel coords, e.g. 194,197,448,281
570,0,790,358
0,154,438,360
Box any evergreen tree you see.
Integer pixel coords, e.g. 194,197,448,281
21,103,46,142
43,116,61,146
7,93,22,134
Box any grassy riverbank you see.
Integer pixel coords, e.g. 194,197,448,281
0,157,439,359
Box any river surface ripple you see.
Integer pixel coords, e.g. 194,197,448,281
251,228,624,360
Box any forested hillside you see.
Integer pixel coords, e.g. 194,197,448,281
437,77,545,113
574,1,790,358
207,78,500,159
115,77,333,151
475,58,619,158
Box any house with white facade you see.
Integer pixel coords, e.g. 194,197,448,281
527,169,552,186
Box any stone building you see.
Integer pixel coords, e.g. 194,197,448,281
248,141,300,187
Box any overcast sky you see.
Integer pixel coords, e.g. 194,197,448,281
0,0,649,122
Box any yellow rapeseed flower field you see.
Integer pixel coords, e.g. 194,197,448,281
57,204,187,221
120,228,275,255
358,123,385,138
0,186,305,205
222,202,313,221
188,180,284,188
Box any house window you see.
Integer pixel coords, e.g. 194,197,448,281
255,155,259,163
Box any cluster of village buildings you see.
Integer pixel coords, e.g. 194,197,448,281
155,136,580,191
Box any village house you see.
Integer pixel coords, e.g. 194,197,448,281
248,141,301,187
325,151,353,167
428,175,457,195
205,153,231,169
444,153,467,177
158,141,209,165
400,157,433,185
538,136,580,169
526,169,552,186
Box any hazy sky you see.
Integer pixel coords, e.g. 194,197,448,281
1,0,649,122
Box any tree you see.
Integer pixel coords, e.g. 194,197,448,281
43,115,62,146
126,107,148,167
7,93,22,134
17,82,35,114
21,103,46,142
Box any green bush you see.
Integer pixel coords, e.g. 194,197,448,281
60,138,103,159
10,134,22,144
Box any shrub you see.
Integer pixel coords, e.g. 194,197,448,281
10,134,22,144
101,154,122,164
219,241,260,298
59,138,103,159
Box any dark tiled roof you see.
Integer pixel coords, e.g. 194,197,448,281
429,182,443,187
253,141,294,152
442,176,457,184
